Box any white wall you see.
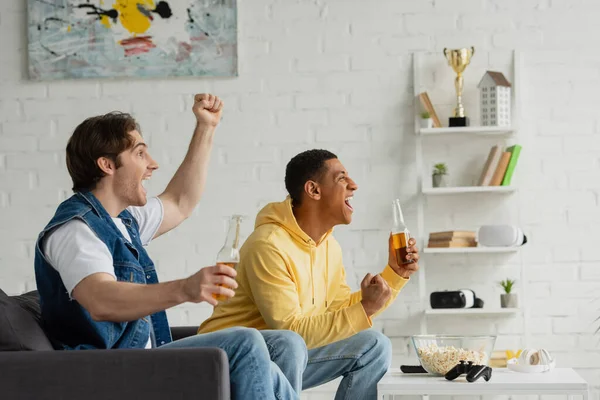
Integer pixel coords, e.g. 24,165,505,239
2,0,600,398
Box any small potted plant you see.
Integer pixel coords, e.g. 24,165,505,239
420,111,433,129
500,279,518,308
432,163,448,188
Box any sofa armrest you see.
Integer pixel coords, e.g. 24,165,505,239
171,325,200,341
0,347,229,400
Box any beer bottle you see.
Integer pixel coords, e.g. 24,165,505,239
213,215,243,301
392,199,412,265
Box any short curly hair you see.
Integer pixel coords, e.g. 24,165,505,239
66,112,139,192
285,149,338,206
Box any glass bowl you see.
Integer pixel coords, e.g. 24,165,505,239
411,334,497,376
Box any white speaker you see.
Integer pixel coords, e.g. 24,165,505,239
477,225,527,247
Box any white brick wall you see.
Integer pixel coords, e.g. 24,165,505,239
2,0,600,398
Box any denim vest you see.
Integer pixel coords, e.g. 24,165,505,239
34,191,172,350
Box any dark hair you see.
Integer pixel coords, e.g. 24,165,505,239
285,149,338,206
66,112,139,192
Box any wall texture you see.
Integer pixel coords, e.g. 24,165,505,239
1,0,600,398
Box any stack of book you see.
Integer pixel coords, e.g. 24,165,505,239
428,230,477,248
477,144,522,186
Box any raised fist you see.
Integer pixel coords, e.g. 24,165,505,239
192,93,224,128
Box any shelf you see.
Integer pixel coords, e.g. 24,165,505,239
418,126,514,136
424,308,520,316
422,186,515,195
412,51,524,335
424,246,519,254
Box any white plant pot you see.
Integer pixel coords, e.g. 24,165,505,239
432,174,446,188
501,293,518,308
420,118,433,129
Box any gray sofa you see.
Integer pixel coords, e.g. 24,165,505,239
0,289,230,400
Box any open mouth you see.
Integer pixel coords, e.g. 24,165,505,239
345,196,354,212
141,176,150,194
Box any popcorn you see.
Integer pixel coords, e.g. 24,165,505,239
417,343,487,375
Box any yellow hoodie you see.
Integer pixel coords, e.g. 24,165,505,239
198,198,409,349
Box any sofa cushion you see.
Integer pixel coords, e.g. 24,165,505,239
0,289,54,351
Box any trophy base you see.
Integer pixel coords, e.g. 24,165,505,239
449,117,469,127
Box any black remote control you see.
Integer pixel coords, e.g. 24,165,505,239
400,365,427,373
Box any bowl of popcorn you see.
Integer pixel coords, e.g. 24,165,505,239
411,335,497,376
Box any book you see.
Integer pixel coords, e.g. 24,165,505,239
490,151,511,186
501,145,522,186
418,92,442,128
427,239,478,248
429,230,476,240
477,145,502,186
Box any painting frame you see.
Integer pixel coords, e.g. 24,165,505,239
27,0,238,81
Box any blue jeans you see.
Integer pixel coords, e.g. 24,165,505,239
161,327,299,400
260,330,308,393
301,330,391,400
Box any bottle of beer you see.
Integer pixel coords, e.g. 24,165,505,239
214,215,243,301
392,199,412,265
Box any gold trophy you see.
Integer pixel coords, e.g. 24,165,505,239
443,47,475,127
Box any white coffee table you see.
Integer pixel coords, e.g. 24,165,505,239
378,368,589,400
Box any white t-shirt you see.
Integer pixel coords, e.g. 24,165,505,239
43,196,164,349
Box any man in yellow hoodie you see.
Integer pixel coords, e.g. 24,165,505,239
199,149,419,399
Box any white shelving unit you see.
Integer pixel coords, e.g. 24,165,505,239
418,126,514,136
412,50,527,341
424,308,521,316
423,246,519,254
422,186,515,195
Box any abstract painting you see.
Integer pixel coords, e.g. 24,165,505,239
27,0,237,80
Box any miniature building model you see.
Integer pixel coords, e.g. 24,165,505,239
478,71,511,127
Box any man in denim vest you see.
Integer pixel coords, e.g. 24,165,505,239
34,94,304,400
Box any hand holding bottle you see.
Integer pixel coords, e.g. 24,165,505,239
182,264,238,306
388,235,420,278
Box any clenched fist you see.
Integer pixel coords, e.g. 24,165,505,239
360,273,392,317
181,263,238,306
192,93,224,128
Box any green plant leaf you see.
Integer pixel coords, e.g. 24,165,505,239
432,163,448,175
500,278,516,294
